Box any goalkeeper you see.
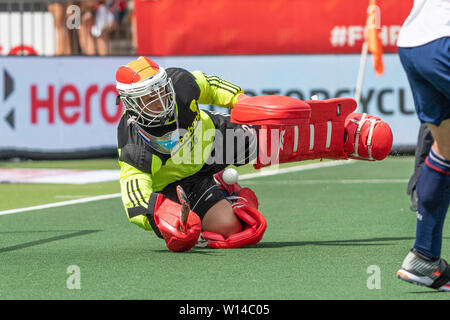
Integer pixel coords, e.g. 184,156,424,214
115,56,393,252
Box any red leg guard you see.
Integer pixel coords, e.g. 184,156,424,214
232,95,393,169
231,94,311,126
254,98,357,168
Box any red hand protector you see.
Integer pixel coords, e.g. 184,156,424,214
153,196,202,252
214,169,259,209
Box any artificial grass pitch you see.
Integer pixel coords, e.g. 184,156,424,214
0,157,449,300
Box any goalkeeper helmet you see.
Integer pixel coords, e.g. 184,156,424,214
116,56,175,127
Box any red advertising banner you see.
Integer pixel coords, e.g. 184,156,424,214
135,0,413,56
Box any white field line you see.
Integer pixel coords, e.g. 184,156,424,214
55,195,90,199
238,159,355,180
243,179,408,185
0,160,356,216
0,193,121,216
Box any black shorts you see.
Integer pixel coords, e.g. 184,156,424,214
160,174,226,220
160,111,258,219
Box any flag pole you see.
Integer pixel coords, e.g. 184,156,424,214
355,40,368,110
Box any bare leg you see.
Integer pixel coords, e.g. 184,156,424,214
48,2,71,56
78,11,96,55
202,199,242,238
96,29,112,56
78,1,97,55
427,119,450,160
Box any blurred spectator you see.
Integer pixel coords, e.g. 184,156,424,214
78,1,115,56
113,0,128,25
128,0,137,53
112,0,135,54
78,1,96,55
48,0,72,55
111,0,136,54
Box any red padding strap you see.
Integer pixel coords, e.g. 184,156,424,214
202,205,267,249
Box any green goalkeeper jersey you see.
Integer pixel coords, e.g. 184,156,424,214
117,68,243,231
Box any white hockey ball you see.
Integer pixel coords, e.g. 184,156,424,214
222,168,239,184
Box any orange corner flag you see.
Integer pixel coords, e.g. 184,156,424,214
365,0,384,76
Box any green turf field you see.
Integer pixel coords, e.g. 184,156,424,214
0,156,449,300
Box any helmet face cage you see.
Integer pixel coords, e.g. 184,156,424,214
119,73,176,128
